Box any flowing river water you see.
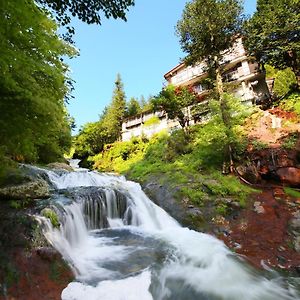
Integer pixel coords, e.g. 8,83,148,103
36,165,300,300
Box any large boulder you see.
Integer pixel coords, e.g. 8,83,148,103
276,167,300,187
47,162,73,172
0,178,50,200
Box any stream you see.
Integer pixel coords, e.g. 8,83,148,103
35,165,300,300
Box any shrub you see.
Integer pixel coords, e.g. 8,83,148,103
273,68,297,98
279,93,300,117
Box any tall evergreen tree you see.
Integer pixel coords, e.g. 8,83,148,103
244,0,300,72
103,74,126,142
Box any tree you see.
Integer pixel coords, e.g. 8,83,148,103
125,97,141,117
152,85,198,130
37,0,135,41
102,74,127,142
244,0,300,72
0,0,76,163
176,0,243,170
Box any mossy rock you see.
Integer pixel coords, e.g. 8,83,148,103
41,208,60,228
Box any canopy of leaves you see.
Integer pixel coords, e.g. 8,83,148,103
38,0,134,25
152,85,198,128
176,0,243,66
244,0,300,71
0,0,76,163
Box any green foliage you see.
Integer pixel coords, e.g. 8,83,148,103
37,0,134,32
42,208,60,228
125,97,141,117
73,122,107,158
178,187,206,206
273,68,297,98
92,112,255,207
73,74,126,158
279,92,300,116
284,187,300,198
143,116,160,127
176,0,243,66
265,64,278,79
93,137,149,173
102,74,126,142
251,139,268,150
190,94,251,167
0,0,76,163
282,133,298,150
244,0,300,70
152,85,198,128
165,130,193,161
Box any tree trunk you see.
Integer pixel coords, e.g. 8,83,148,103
214,56,234,173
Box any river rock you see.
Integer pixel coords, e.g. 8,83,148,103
276,167,300,186
0,178,50,200
253,201,265,214
47,162,73,172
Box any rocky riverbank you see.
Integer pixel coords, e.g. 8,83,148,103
0,164,74,300
141,174,300,273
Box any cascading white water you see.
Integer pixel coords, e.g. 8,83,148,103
38,167,299,300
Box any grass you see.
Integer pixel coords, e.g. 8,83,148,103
284,187,300,198
91,122,257,215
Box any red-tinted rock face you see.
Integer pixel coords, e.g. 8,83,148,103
277,167,300,187
6,250,73,300
221,188,300,271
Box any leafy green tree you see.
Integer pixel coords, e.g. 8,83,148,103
176,0,244,170
0,0,77,163
125,97,141,117
152,85,198,129
38,0,134,25
73,122,108,158
244,0,300,72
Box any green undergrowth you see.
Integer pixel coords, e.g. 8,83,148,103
284,187,300,199
92,120,256,213
278,92,300,119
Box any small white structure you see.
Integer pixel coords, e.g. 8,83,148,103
121,38,270,141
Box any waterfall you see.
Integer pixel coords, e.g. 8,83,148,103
36,167,299,300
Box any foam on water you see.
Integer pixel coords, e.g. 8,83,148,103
39,167,299,300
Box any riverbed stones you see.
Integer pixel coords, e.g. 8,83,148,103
253,201,265,214
0,178,50,200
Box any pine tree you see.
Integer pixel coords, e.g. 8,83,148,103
103,74,126,142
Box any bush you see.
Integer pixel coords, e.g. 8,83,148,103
279,93,300,117
273,68,297,98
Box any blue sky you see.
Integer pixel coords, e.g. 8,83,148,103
67,0,257,133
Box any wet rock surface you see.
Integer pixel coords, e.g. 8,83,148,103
221,188,300,272
47,162,73,172
142,177,206,230
0,178,50,200
0,201,73,300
